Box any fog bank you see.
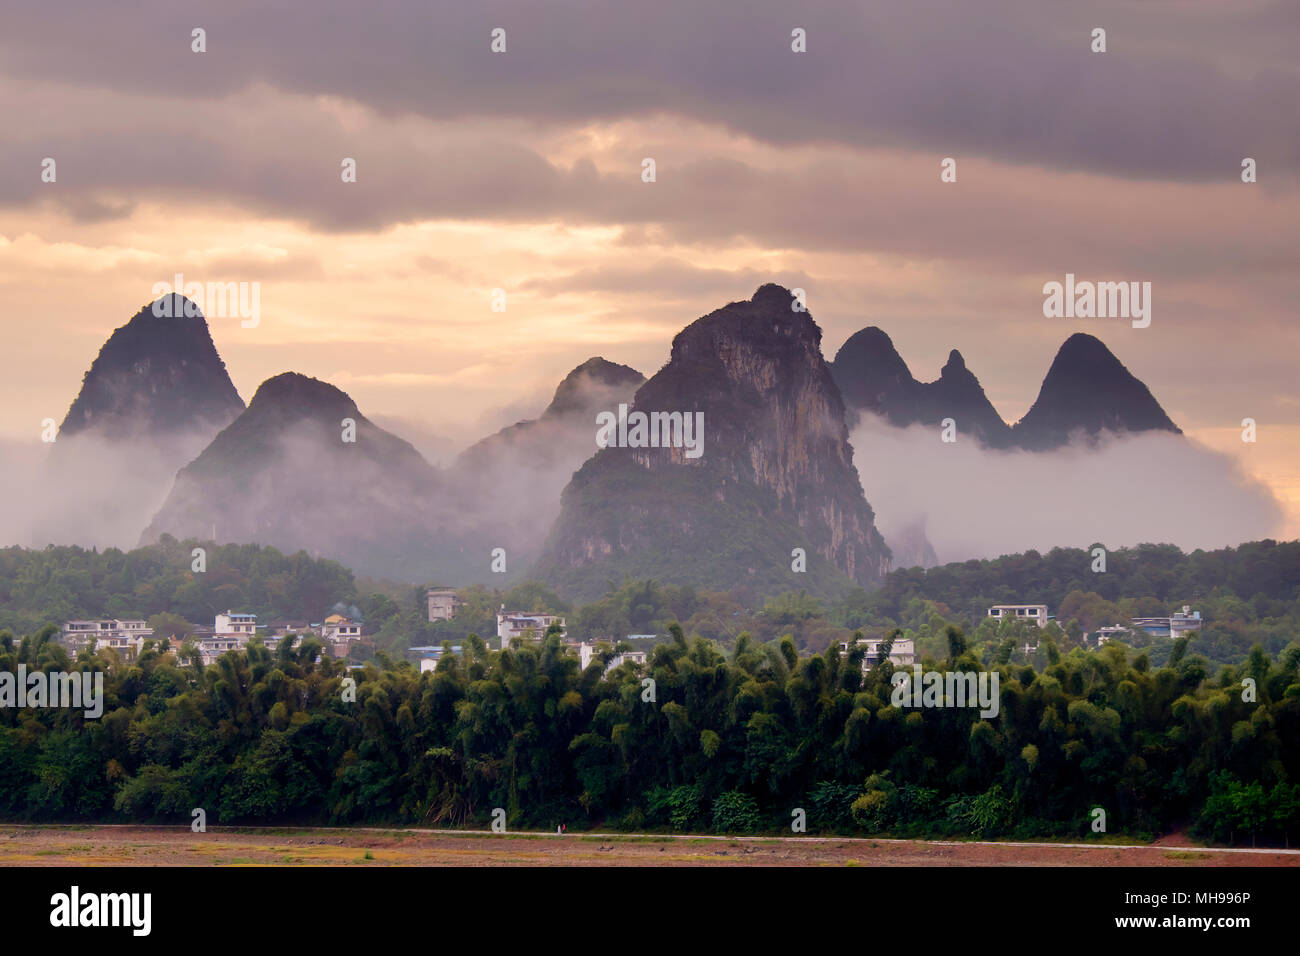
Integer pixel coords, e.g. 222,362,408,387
850,414,1286,567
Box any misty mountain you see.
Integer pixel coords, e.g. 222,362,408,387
17,296,247,551
533,284,892,601
883,518,941,570
542,357,646,419
444,357,646,574
141,372,475,581
455,357,645,468
830,326,1013,447
59,294,245,444
1011,332,1182,450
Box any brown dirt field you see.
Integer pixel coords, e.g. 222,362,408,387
0,825,1296,866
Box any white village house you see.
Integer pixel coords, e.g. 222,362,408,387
411,644,465,673
320,614,364,659
185,610,259,665
1093,607,1204,644
987,604,1050,628
839,637,916,670
570,641,649,673
1131,606,1203,639
497,607,566,648
215,610,257,637
60,619,153,660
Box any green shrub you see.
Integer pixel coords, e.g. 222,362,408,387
807,781,859,830
711,791,761,833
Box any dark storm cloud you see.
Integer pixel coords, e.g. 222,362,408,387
1,0,1296,182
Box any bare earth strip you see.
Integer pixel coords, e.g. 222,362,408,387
0,826,1296,866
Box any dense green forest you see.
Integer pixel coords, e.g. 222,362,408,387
847,540,1300,668
0,621,1296,845
861,540,1300,632
0,538,357,636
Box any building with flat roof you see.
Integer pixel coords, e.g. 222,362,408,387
410,644,464,673
1130,606,1203,639
497,608,566,648
189,635,244,665
427,588,461,622
215,611,257,637
839,637,916,670
320,614,363,658
60,619,153,659
266,620,318,638
988,604,1049,628
569,641,648,673
1090,625,1134,646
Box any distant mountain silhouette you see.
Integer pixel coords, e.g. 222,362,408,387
1011,333,1181,450
831,327,1013,447
24,296,247,550
60,295,244,443
833,326,1179,451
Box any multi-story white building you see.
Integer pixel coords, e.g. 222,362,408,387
839,637,916,670
215,611,257,637
60,619,153,659
321,614,361,642
172,611,257,665
188,635,244,665
988,604,1050,628
320,614,363,658
497,608,565,648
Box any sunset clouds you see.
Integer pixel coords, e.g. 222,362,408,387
1,0,1296,531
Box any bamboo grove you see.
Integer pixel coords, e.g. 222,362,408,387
0,622,1297,845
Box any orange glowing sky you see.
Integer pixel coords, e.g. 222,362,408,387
1,1,1297,537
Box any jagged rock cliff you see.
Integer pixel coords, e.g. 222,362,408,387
831,326,1013,447
27,296,246,550
833,326,1180,452
59,294,244,443
533,285,891,600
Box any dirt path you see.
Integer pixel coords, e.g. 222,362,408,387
0,825,1296,866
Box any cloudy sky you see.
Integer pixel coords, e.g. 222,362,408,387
2,0,1297,534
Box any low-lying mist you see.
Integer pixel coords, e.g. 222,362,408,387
850,413,1287,567
0,429,215,551
6,395,1282,587
0,373,641,586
